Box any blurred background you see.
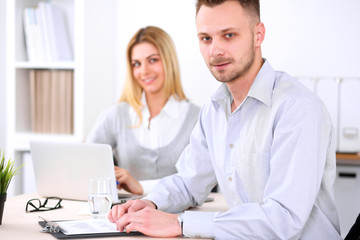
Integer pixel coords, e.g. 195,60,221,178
0,0,359,237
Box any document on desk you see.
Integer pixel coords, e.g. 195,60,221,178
56,218,119,235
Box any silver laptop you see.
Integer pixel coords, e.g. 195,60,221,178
30,141,134,203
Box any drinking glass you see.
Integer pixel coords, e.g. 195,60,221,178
88,177,112,218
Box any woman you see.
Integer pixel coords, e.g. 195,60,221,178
86,26,200,195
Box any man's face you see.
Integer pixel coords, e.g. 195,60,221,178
196,1,256,83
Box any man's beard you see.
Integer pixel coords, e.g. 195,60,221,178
208,49,255,83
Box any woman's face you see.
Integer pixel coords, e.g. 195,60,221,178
131,42,165,96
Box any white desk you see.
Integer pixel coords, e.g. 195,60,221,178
0,192,228,239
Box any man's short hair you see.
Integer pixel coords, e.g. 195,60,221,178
196,0,260,22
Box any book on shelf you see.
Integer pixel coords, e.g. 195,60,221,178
29,70,37,131
23,8,39,62
50,70,60,133
41,70,51,133
23,2,73,62
30,69,74,134
36,4,52,62
35,70,44,133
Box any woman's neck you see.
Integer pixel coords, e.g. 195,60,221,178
145,92,168,120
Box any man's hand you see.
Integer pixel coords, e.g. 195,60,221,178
108,199,155,223
114,166,143,195
108,199,182,237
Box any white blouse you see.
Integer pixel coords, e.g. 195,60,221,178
130,95,192,193
130,95,191,149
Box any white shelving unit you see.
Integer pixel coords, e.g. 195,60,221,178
5,0,118,196
5,0,84,196
6,0,83,149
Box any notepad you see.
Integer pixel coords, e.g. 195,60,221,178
38,220,143,238
56,218,118,235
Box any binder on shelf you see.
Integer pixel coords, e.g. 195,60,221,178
29,70,74,134
35,70,44,132
50,71,61,133
23,8,38,62
36,4,52,62
63,71,74,134
41,70,51,133
29,70,37,131
23,2,73,62
48,3,73,61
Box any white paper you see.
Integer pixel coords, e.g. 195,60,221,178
56,218,119,235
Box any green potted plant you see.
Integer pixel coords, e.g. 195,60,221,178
0,149,22,225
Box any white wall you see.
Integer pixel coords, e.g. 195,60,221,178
114,0,360,109
116,1,220,107
0,0,6,149
83,0,118,138
261,0,360,77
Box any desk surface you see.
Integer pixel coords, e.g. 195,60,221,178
0,192,228,240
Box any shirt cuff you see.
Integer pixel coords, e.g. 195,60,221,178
143,192,168,210
183,211,215,238
139,179,159,195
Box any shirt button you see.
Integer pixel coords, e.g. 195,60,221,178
229,144,234,149
227,176,232,181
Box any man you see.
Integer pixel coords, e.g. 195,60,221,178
108,1,342,239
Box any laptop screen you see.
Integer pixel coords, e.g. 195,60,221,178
30,141,119,203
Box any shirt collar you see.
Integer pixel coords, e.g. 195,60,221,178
161,96,181,119
141,93,180,119
247,59,275,107
211,84,231,112
211,59,275,110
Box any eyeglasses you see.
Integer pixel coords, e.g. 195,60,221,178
25,197,63,213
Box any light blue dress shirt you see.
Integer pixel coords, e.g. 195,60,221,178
145,60,341,239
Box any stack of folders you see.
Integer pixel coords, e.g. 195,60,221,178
23,2,72,62
30,70,74,134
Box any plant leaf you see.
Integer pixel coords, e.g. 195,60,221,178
0,149,23,194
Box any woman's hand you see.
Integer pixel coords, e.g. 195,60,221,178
114,166,143,195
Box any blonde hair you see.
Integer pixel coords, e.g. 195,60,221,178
119,26,187,126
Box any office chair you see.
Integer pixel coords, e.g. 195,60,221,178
345,213,360,240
